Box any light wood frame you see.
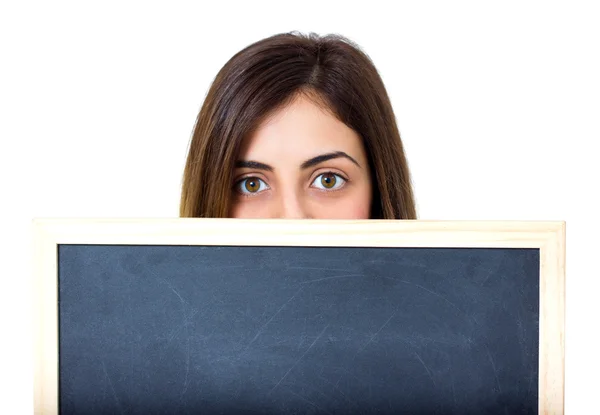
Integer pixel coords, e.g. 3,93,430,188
32,219,565,414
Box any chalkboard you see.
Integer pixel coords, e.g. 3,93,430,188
33,219,565,415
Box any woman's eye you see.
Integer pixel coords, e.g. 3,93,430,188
311,173,346,190
235,177,269,195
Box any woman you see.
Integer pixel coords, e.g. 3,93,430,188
180,32,416,219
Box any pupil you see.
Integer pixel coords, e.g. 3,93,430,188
245,179,259,192
322,174,336,188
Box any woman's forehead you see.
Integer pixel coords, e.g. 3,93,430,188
238,95,365,163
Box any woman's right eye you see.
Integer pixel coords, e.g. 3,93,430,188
234,177,269,195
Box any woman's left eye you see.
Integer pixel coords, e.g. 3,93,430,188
311,173,346,190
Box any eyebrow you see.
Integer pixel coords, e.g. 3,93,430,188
235,151,361,171
234,160,273,171
300,151,361,169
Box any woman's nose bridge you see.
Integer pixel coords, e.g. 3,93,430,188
278,187,308,219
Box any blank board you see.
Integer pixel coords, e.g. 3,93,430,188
33,219,565,414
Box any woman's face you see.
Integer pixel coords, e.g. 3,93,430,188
229,95,372,219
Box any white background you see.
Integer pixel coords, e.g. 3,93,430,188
1,1,598,412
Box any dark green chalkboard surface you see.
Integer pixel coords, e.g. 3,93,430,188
33,219,565,415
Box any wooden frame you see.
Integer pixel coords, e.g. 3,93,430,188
32,219,565,414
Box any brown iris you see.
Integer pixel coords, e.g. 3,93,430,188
244,178,260,193
320,173,337,189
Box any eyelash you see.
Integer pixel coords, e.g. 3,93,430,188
233,171,349,197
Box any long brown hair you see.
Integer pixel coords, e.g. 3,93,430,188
180,32,417,219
